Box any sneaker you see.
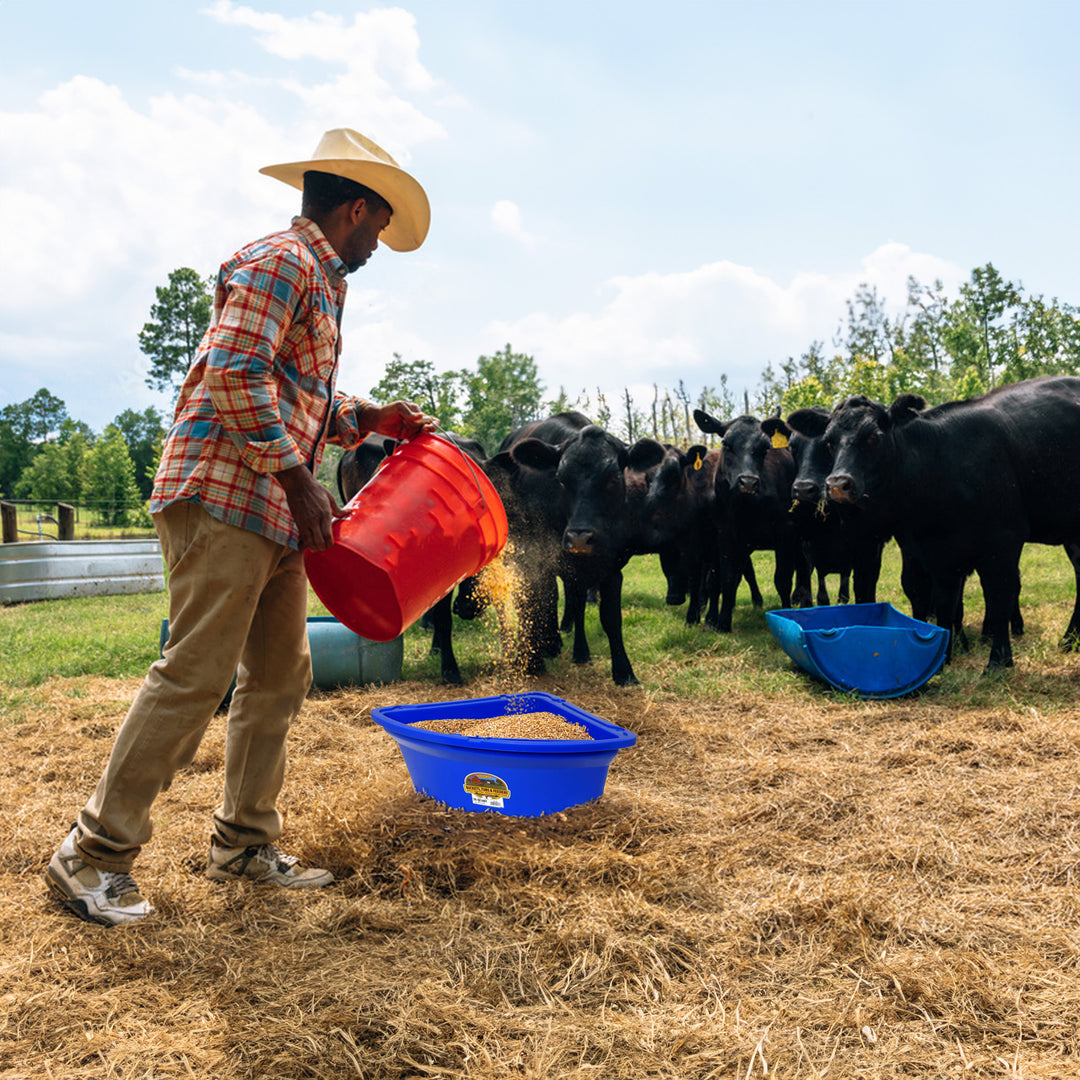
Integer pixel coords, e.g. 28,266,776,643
45,828,153,927
206,842,334,889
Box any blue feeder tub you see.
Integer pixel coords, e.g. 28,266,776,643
371,692,637,816
765,602,949,698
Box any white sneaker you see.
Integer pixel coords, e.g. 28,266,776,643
206,842,334,889
46,828,153,926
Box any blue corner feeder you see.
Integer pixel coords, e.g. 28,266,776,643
371,692,637,816
765,602,949,698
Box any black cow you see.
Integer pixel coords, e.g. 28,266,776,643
491,413,639,685
693,409,812,631
336,431,488,685
820,377,1080,669
624,440,762,625
336,433,398,504
784,406,886,606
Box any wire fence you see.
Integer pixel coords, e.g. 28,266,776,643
1,500,156,543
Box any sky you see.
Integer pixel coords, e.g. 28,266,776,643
2,0,1079,434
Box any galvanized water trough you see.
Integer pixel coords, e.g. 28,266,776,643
0,539,165,603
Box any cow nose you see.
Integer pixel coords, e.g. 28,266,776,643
792,479,819,502
736,474,759,495
564,528,596,555
827,473,855,503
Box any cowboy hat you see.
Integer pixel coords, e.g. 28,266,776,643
260,128,430,252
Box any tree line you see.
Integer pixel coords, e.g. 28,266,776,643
4,260,1078,520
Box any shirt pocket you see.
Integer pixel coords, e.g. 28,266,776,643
287,309,338,383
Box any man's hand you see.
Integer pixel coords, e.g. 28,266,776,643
275,465,348,551
357,400,438,440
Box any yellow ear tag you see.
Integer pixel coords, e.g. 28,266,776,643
694,455,703,471
771,432,789,449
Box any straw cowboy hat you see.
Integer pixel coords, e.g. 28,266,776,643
260,128,430,252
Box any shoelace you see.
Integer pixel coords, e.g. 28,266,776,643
103,871,141,898
260,845,298,868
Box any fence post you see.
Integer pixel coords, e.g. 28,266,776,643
1,502,16,543
58,503,75,541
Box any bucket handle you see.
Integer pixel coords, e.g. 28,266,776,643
397,425,494,515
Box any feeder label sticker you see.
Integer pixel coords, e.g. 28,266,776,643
464,772,510,807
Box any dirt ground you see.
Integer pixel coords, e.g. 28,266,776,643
3,662,1080,1079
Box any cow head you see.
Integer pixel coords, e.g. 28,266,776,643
625,438,688,551
785,406,833,506
695,408,789,497
554,425,630,557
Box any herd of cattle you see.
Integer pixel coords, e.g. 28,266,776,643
336,375,1080,687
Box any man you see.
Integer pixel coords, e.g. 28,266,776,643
46,128,437,926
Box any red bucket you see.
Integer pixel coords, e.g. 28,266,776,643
304,433,508,642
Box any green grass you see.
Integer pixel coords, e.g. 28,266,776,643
3,541,1078,723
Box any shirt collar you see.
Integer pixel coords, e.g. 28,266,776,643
291,215,348,285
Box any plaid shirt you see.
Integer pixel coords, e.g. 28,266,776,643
151,217,369,548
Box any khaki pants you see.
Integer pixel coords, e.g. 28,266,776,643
76,500,312,872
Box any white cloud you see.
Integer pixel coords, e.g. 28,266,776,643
202,2,445,155
487,243,965,406
491,200,536,247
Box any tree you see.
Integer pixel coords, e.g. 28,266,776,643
369,355,463,429
140,267,213,397
112,407,166,499
13,423,91,504
0,388,70,497
459,345,545,454
80,424,143,526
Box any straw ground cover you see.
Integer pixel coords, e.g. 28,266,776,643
3,545,1080,1078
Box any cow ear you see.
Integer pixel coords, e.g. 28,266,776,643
484,450,517,477
761,416,792,448
380,437,398,456
627,438,666,472
785,408,830,438
510,438,561,471
686,445,709,472
889,395,925,426
693,408,728,435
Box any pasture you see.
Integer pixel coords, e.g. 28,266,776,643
2,542,1080,1078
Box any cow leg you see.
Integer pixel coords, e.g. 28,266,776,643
773,547,795,609
537,573,563,658
977,553,1022,670
563,578,591,665
660,543,687,606
816,571,830,607
1060,541,1080,651
743,556,764,608
711,553,740,632
428,593,463,685
852,543,883,604
789,541,813,608
598,569,637,686
930,577,967,662
901,556,933,622
837,569,851,604
512,577,549,677
685,553,706,625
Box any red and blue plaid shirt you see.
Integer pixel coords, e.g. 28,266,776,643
151,217,369,548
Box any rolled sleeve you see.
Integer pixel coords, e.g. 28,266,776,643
328,394,370,449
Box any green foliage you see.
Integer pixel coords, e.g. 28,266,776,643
112,407,166,499
13,424,90,503
368,354,463,429
79,424,143,526
781,375,829,412
0,388,70,497
139,267,213,397
458,344,545,454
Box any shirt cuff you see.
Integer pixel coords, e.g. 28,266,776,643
329,396,370,448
